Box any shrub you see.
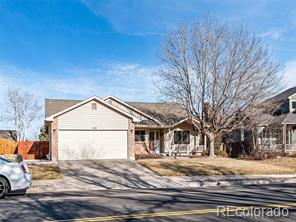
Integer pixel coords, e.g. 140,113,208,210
135,153,163,160
249,150,280,160
201,148,228,158
215,149,228,158
190,149,202,158
201,150,209,157
288,151,296,158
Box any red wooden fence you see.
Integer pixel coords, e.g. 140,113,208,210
17,141,49,160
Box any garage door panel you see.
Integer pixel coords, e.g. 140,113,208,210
58,130,128,160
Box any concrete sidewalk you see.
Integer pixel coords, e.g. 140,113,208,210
27,173,296,194
164,174,296,187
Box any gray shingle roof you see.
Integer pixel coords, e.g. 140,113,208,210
45,99,82,118
264,86,296,105
45,99,188,126
260,87,296,115
127,102,188,125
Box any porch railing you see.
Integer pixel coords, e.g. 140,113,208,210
284,144,296,153
169,145,205,156
260,144,283,152
260,144,296,153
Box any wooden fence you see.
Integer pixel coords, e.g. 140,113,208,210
0,138,18,155
0,139,49,160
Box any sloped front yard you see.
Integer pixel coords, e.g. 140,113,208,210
138,158,296,176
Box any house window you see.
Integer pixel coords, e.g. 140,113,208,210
91,103,97,110
292,101,296,109
174,131,190,144
135,130,145,142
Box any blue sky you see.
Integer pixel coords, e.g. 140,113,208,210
0,0,296,136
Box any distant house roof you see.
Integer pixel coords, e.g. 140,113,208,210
45,98,189,126
260,87,296,115
264,86,296,105
249,86,296,125
0,130,17,141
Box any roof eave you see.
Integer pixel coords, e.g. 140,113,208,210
104,95,162,124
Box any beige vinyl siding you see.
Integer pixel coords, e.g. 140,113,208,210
163,121,199,153
58,100,129,130
105,98,147,121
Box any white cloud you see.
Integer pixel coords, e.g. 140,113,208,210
81,0,199,34
259,29,284,41
283,60,296,88
0,62,158,139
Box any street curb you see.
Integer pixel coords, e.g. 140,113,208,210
26,175,296,195
163,175,296,188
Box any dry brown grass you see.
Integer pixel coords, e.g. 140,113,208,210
29,164,63,180
261,157,296,170
138,158,296,176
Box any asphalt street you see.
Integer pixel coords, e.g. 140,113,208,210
1,183,296,221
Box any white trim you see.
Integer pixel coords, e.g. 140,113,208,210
171,118,190,128
171,117,213,139
288,93,296,99
45,96,140,122
104,95,162,124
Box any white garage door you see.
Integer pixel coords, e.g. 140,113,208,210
58,130,128,160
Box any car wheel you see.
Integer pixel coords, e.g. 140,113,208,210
0,177,9,199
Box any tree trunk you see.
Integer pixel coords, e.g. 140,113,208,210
208,136,215,158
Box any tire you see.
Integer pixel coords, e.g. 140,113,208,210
0,177,9,199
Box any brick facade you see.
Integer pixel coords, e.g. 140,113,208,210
50,117,58,161
128,119,135,160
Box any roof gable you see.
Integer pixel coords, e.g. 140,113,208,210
45,96,140,122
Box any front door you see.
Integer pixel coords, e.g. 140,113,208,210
149,131,160,153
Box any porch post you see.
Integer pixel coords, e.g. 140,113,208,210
288,127,291,144
283,124,286,153
204,134,207,151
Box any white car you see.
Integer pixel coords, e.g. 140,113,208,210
0,156,32,199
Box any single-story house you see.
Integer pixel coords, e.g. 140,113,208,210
45,96,213,161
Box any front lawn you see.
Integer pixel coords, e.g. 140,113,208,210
261,157,296,170
29,164,63,180
138,158,296,176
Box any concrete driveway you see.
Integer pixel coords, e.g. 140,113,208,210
58,160,180,191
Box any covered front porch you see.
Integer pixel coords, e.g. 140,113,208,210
282,124,296,153
134,119,213,157
257,113,296,154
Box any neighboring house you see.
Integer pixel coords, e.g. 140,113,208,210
45,96,213,161
230,86,296,155
0,130,17,141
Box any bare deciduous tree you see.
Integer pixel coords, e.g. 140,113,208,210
157,16,281,157
5,88,42,141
